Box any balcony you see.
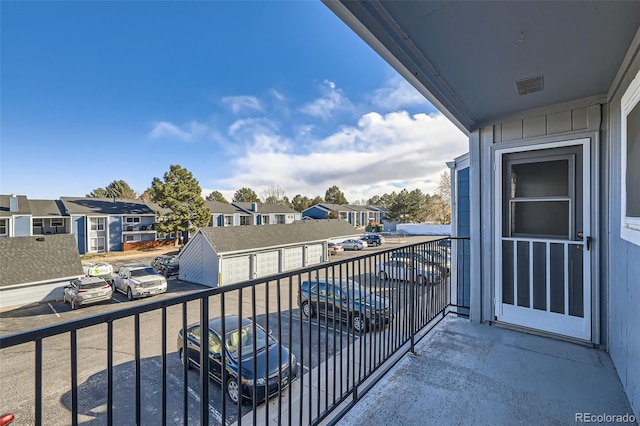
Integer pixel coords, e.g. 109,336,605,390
0,237,633,425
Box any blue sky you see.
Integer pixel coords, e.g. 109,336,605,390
1,1,467,203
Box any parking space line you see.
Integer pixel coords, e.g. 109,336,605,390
289,313,351,337
150,359,227,426
47,303,60,317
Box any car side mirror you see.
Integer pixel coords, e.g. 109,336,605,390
268,329,273,336
211,352,221,359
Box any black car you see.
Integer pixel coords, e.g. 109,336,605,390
298,278,392,332
176,316,298,404
360,234,385,247
151,255,179,277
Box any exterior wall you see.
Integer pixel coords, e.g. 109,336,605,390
302,206,329,219
472,101,603,326
108,216,121,252
178,232,218,286
0,277,80,309
396,224,451,235
605,43,640,417
14,215,31,237
71,215,86,254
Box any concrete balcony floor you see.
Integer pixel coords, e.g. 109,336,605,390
338,317,636,425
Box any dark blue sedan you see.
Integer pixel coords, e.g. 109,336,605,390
176,316,298,404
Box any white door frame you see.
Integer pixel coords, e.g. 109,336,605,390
494,137,592,340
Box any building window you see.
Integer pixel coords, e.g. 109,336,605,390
240,216,251,226
276,214,286,224
621,69,640,245
224,215,233,226
126,217,141,223
262,215,270,225
90,237,105,252
51,218,64,227
33,218,44,228
90,217,105,231
0,219,7,236
125,234,141,242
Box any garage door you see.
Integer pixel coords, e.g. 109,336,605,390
256,251,279,278
283,247,303,271
306,244,324,265
221,255,251,284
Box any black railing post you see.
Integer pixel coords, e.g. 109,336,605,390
200,296,209,426
409,245,416,355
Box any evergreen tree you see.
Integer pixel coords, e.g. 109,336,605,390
206,191,229,203
324,185,348,205
232,187,260,203
150,165,211,246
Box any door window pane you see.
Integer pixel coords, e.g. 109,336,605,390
626,102,640,217
511,160,569,197
511,201,570,237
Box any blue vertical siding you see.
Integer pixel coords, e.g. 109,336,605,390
457,167,471,313
109,217,122,251
14,216,31,236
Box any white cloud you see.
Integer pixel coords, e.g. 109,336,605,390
370,76,430,111
216,111,467,201
222,95,263,114
300,80,352,120
148,120,208,141
271,89,285,102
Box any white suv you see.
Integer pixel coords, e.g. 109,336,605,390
113,263,168,301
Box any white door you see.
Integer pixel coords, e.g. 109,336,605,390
306,244,324,266
495,139,592,340
283,247,303,271
256,251,279,278
221,256,251,284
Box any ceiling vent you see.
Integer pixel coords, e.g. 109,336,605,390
515,75,543,96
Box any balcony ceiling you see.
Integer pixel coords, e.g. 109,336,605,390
324,1,640,134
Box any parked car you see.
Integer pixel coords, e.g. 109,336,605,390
328,242,344,253
63,276,113,310
81,262,114,284
298,278,392,332
360,234,385,247
421,248,451,272
113,264,168,301
376,259,443,285
176,316,298,404
340,239,365,250
151,255,180,277
391,251,448,275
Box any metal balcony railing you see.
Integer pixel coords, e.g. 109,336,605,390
0,237,469,425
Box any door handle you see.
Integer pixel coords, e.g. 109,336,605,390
577,232,592,251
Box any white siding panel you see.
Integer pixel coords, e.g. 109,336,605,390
256,251,279,278
221,255,251,285
306,244,324,266
179,232,219,286
0,279,73,309
283,247,303,271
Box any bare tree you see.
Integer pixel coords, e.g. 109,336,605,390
260,185,287,204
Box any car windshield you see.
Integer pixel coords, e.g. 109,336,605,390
338,281,369,300
130,267,158,277
224,325,274,360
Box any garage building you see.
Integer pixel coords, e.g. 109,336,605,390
0,234,84,309
178,220,359,287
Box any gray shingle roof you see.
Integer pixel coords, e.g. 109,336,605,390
197,219,358,254
233,202,298,214
61,197,155,215
0,194,31,216
0,234,84,287
205,201,244,214
28,199,66,217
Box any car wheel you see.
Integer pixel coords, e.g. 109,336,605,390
352,314,367,333
301,301,316,318
378,271,388,280
227,377,240,404
70,299,77,310
127,288,134,301
179,349,191,369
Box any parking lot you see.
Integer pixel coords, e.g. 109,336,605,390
0,235,441,425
